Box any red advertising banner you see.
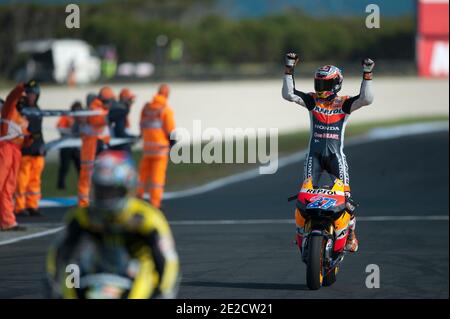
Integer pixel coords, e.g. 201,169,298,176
417,37,449,77
418,0,449,36
417,0,449,77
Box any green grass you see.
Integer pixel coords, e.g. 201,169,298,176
41,115,448,197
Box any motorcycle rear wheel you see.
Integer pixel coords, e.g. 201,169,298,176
306,235,325,290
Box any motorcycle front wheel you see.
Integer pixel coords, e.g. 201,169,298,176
306,235,325,290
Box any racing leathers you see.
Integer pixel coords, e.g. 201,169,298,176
46,197,179,299
282,74,374,193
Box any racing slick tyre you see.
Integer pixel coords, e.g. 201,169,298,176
306,235,325,290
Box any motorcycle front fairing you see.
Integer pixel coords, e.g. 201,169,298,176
296,176,346,217
296,175,350,259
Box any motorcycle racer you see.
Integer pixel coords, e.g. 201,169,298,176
282,53,375,252
46,150,179,299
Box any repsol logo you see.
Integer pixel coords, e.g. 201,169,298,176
306,189,336,195
314,124,340,131
313,106,344,115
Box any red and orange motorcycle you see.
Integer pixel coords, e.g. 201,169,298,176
291,173,356,290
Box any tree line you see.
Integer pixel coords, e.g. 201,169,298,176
0,0,415,78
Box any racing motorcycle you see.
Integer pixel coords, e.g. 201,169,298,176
46,235,144,299
290,173,356,290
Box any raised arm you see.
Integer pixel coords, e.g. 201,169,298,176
343,58,375,114
282,53,315,110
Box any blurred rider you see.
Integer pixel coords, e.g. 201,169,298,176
282,53,375,252
15,80,46,217
46,150,179,299
137,84,175,208
77,87,113,207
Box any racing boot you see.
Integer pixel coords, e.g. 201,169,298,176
294,208,306,259
344,193,359,252
345,217,358,252
345,193,358,214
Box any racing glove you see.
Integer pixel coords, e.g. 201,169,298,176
362,58,375,80
285,52,299,75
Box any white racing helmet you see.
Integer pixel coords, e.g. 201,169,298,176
91,150,137,214
314,65,343,99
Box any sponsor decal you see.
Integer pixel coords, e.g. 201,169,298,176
313,106,345,115
337,157,345,181
335,227,348,239
306,156,313,178
314,132,340,140
314,124,340,131
306,196,337,210
306,189,337,195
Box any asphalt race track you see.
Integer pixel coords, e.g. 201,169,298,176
0,131,448,299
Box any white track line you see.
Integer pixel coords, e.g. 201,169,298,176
355,215,449,221
1,215,448,246
1,121,448,246
0,227,64,246
169,215,449,226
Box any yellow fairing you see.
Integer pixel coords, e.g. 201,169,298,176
119,198,179,298
62,283,78,299
295,208,305,228
301,177,313,190
331,178,345,193
334,211,351,231
158,244,179,297
118,198,172,236
128,249,158,299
